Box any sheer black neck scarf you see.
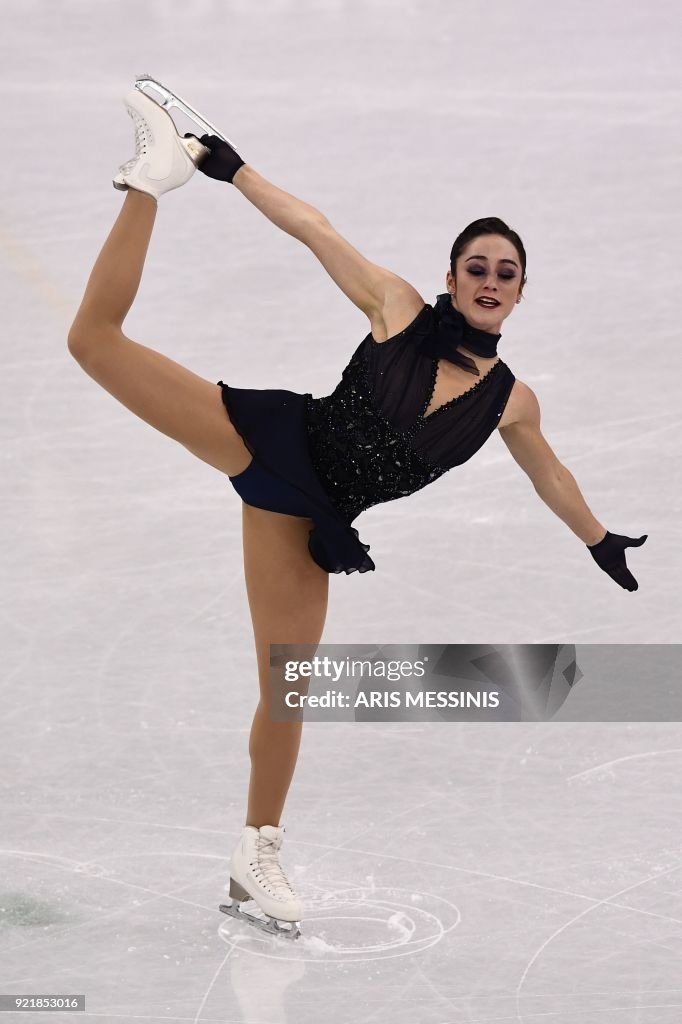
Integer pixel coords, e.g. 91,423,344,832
421,293,502,376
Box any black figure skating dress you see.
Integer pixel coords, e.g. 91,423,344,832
217,294,516,574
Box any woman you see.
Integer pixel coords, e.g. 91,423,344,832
68,85,647,937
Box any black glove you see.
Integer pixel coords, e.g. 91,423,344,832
587,530,648,591
184,133,245,183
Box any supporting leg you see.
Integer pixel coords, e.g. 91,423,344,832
247,702,304,828
240,503,329,828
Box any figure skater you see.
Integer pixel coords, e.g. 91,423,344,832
67,81,647,938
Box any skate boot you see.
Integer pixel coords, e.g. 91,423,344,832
219,825,302,940
112,88,210,200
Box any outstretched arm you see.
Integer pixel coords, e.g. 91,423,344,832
499,382,605,544
192,133,328,240
233,164,325,242
499,382,648,590
234,165,414,319
195,136,415,319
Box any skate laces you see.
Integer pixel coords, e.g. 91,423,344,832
119,109,151,174
252,834,294,898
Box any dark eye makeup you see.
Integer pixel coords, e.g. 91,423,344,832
467,267,516,280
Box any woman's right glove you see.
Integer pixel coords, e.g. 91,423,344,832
185,133,245,183
587,530,648,591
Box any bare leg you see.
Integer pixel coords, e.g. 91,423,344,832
67,190,252,477
241,503,329,827
69,191,329,825
247,704,304,828
70,189,158,334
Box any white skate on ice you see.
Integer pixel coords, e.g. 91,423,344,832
112,83,210,200
219,825,303,941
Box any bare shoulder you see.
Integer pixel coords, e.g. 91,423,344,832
497,379,540,432
369,277,427,343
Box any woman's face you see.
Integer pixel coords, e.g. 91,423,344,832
446,234,524,336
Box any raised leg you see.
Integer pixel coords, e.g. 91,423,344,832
240,503,329,827
67,190,252,476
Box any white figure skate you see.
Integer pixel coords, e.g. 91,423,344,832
219,825,303,940
112,88,210,200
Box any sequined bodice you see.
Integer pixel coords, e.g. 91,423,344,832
305,351,446,523
304,303,516,524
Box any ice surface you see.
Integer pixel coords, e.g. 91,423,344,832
1,0,681,1020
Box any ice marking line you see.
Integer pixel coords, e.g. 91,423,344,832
0,807,245,836
0,638,43,694
514,861,682,1024
551,420,681,463
192,948,235,1024
4,810,681,927
91,606,171,778
440,1004,682,1023
0,848,85,869
380,563,543,626
3,851,225,957
567,748,682,781
219,885,458,964
75,850,228,869
304,787,470,872
24,1016,244,1023
293,841,682,927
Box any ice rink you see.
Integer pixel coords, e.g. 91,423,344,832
1,0,681,1021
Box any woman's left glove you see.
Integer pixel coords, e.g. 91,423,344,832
587,530,648,591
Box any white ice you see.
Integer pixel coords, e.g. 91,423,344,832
1,0,681,1021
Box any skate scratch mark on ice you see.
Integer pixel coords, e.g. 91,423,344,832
192,948,235,1024
27,1015,243,1022
0,807,243,836
0,849,86,870
385,557,587,586
534,421,681,466
5,419,148,444
567,748,682,781
0,637,43,697
560,622,645,640
460,1002,682,1022
1,849,223,957
299,786,472,882
92,606,171,779
12,815,677,930
513,861,682,1024
181,586,234,628
64,553,237,583
292,840,682,929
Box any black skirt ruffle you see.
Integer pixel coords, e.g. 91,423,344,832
216,382,375,575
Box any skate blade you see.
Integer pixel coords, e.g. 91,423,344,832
134,73,235,147
218,901,302,941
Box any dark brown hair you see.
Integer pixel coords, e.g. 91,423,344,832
450,217,527,292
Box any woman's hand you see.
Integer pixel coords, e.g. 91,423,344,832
587,530,648,591
185,133,245,183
